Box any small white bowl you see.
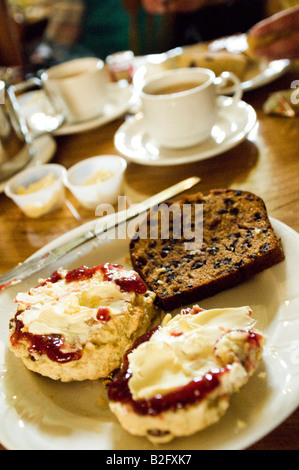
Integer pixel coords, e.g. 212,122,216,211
5,164,67,218
64,155,127,210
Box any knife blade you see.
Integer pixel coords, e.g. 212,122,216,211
0,176,200,290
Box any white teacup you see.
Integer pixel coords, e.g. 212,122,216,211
141,67,242,149
41,57,107,123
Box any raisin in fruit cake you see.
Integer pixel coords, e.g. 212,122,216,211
108,305,266,444
130,189,285,310
9,263,156,382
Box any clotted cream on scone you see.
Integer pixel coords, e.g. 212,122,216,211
108,305,266,444
9,263,156,382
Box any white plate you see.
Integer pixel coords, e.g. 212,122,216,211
0,135,57,194
0,217,299,450
133,46,290,93
114,98,257,166
239,58,290,92
18,83,136,137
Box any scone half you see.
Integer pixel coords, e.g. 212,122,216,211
108,306,266,444
9,263,156,382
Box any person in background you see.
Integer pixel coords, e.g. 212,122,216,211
29,0,298,67
142,0,265,46
143,0,299,59
249,4,299,60
29,0,162,66
29,0,263,66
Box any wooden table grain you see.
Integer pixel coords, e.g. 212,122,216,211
0,69,298,451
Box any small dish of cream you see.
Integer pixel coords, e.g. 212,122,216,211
64,155,127,210
5,164,67,218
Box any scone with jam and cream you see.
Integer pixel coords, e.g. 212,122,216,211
9,263,156,382
108,305,266,444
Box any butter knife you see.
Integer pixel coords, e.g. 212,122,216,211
0,176,200,290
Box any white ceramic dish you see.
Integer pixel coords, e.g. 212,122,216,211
0,217,299,450
114,97,257,166
5,164,67,218
17,83,136,136
0,135,57,194
64,155,127,209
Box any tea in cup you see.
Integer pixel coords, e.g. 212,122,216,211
141,67,242,149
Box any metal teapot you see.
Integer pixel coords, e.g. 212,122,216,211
0,78,63,183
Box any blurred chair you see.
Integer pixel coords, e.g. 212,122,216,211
0,0,24,66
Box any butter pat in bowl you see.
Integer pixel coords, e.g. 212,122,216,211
64,156,127,210
5,164,67,218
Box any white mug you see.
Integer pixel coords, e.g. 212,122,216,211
141,67,242,149
41,57,108,123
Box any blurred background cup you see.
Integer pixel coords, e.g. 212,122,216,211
41,57,108,123
140,67,242,149
64,155,127,210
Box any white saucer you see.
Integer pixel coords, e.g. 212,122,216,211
114,98,257,166
0,135,57,193
18,83,136,137
54,83,136,136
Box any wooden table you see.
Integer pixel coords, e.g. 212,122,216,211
0,69,298,451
